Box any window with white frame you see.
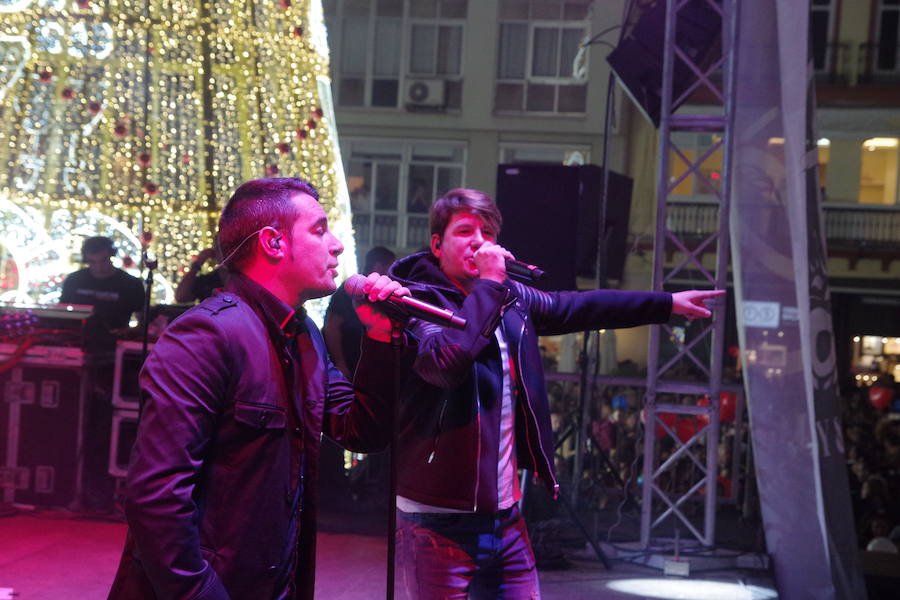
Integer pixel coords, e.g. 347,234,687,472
875,0,900,74
495,0,591,114
810,0,835,73
344,139,466,253
499,143,590,165
324,0,466,109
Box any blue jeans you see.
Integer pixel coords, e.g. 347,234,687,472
397,505,540,600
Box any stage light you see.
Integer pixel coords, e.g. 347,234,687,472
607,578,777,599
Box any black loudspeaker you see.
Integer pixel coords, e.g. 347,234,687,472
606,0,722,126
495,164,632,291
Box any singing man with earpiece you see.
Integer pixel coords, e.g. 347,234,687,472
108,177,409,600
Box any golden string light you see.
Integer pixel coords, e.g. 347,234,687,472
0,0,353,310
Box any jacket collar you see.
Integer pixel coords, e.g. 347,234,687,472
225,272,305,339
389,251,464,299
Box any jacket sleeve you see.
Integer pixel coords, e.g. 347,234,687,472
123,313,231,600
513,282,673,336
410,279,514,389
320,334,392,453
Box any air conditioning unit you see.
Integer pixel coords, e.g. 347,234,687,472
404,79,446,109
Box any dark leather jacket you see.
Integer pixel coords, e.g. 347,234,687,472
387,252,672,512
108,274,394,600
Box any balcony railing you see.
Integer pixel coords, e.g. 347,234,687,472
860,42,900,84
814,42,851,85
666,200,900,247
823,203,900,246
814,41,900,86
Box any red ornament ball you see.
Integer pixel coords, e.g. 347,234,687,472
280,0,291,9
137,152,152,166
113,122,128,137
295,128,308,140
266,164,280,176
312,107,324,119
277,142,291,154
88,101,102,114
61,88,75,101
143,182,159,196
38,71,53,84
122,256,134,268
181,154,192,164
292,26,304,38
140,230,153,243
306,119,317,129
77,0,90,8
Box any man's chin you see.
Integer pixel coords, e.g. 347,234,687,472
305,283,338,301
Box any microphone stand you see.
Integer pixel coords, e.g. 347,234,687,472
553,70,619,568
385,320,404,600
140,251,158,396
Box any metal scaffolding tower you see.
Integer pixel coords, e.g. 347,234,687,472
639,0,738,549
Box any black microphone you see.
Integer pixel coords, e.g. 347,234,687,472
344,274,467,331
505,259,546,282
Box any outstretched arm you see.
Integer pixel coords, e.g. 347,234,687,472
671,289,726,320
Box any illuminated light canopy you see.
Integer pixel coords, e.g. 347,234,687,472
606,578,778,600
0,0,353,320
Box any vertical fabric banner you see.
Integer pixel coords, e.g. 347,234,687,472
730,1,866,598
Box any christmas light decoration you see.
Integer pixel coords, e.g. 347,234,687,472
0,0,353,320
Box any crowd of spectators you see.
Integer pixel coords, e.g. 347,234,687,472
841,382,900,552
546,372,900,555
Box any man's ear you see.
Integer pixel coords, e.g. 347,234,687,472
259,227,283,259
430,234,442,257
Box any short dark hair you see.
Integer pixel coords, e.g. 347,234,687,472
429,188,502,238
81,236,115,259
217,177,319,271
363,246,396,273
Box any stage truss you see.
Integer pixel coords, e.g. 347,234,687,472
639,0,738,549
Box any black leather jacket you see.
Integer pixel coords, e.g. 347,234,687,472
108,274,395,600
387,252,672,512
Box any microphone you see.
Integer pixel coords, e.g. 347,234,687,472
344,274,467,331
505,259,546,282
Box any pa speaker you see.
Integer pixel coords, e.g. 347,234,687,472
607,0,722,126
495,164,632,291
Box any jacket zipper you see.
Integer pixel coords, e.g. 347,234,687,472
428,398,448,463
515,319,559,497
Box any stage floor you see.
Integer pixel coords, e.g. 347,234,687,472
0,509,779,600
